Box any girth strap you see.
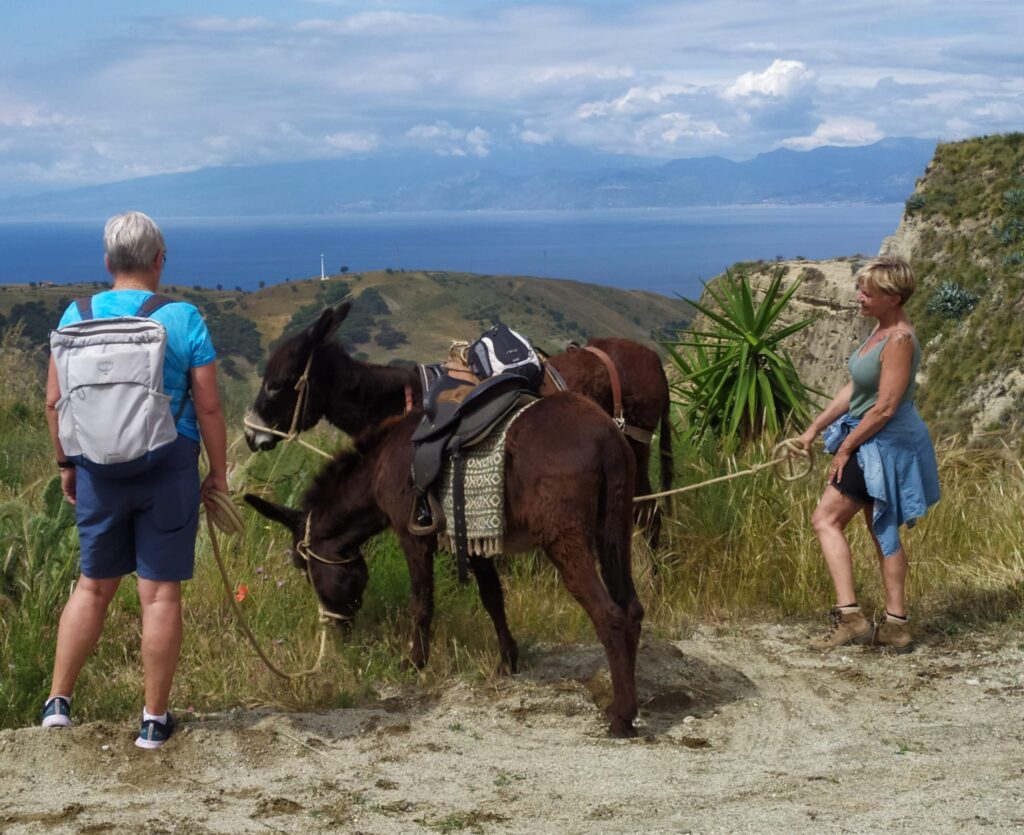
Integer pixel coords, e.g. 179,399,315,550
451,449,470,583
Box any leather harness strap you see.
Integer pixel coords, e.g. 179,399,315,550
578,344,655,445
582,345,625,429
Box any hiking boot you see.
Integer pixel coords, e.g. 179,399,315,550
873,613,914,654
40,696,71,728
135,712,176,750
808,606,872,651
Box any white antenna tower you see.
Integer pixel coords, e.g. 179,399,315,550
320,253,326,281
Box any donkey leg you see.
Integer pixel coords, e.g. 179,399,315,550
401,539,436,670
598,559,644,683
469,556,519,675
551,543,638,738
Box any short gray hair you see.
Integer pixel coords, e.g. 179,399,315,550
103,212,166,274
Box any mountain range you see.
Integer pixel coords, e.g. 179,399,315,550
0,138,936,220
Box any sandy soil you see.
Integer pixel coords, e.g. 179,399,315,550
2,623,1023,834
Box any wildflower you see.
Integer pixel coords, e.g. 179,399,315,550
235,584,248,602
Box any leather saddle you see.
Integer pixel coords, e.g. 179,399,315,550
411,373,539,496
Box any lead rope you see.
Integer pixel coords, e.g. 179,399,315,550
633,438,813,502
205,488,333,680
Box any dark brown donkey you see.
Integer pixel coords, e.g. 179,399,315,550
245,393,644,737
244,302,673,543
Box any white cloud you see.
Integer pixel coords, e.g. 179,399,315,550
529,63,634,85
578,85,695,119
295,12,451,35
323,131,379,153
406,123,491,157
519,129,553,145
185,17,271,33
1,1,1023,193
722,60,815,101
782,117,883,150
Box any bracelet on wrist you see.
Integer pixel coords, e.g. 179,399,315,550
57,460,75,470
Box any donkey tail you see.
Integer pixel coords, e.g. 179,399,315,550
597,437,641,612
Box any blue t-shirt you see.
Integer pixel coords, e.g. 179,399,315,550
58,290,217,442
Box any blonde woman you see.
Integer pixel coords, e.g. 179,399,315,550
797,256,940,652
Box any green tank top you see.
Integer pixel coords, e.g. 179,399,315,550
848,331,920,418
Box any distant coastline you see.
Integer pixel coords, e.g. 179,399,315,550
0,204,902,297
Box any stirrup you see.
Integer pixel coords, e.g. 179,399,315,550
407,493,444,536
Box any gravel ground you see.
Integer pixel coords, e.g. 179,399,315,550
2,623,1023,834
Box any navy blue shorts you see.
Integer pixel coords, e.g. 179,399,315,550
831,450,872,505
75,435,201,581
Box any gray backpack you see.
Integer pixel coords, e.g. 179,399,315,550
49,294,185,467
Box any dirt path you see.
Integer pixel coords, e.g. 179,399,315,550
2,623,1023,834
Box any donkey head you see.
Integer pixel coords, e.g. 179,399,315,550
244,492,369,625
245,302,351,451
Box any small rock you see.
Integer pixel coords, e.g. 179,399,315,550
683,715,696,725
101,744,110,751
966,678,980,686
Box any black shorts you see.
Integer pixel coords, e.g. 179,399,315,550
831,451,872,505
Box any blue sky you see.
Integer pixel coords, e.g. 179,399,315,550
1,0,1021,196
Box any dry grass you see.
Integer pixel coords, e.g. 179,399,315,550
3,400,1024,729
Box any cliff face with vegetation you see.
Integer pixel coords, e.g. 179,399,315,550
882,133,1024,438
703,133,1024,440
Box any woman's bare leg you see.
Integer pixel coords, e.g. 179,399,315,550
811,486,870,605
49,576,122,699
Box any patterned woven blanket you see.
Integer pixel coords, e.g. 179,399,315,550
437,399,539,558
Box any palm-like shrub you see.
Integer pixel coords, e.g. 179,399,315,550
667,268,821,443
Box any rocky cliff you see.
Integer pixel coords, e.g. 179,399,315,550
698,133,1024,441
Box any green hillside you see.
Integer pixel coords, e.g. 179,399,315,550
0,270,692,374
894,133,1024,437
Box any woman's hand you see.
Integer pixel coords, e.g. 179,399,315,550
60,467,77,505
201,472,229,509
830,446,852,485
796,427,817,452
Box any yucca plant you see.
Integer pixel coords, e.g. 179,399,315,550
667,267,821,444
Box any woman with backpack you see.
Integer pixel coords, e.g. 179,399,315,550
40,211,228,749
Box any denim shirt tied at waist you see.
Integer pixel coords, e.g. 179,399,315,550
823,401,940,557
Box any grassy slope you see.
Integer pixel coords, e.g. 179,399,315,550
0,270,693,366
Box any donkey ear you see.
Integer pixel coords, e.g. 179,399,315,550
244,493,303,533
307,307,338,346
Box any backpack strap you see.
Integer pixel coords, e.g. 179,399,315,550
135,293,179,318
75,297,94,320
134,293,193,424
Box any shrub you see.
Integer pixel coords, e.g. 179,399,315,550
667,268,821,443
1003,188,1024,211
926,281,980,321
905,193,927,213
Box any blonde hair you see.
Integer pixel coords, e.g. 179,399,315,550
856,256,916,304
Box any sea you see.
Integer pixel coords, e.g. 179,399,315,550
0,204,902,299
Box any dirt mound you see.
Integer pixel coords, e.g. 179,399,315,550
2,625,1022,833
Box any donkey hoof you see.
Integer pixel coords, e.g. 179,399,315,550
496,658,518,677
401,655,427,673
607,716,638,738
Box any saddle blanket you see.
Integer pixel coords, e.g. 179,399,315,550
437,399,539,558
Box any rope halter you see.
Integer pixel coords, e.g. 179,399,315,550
243,352,333,459
294,512,364,623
